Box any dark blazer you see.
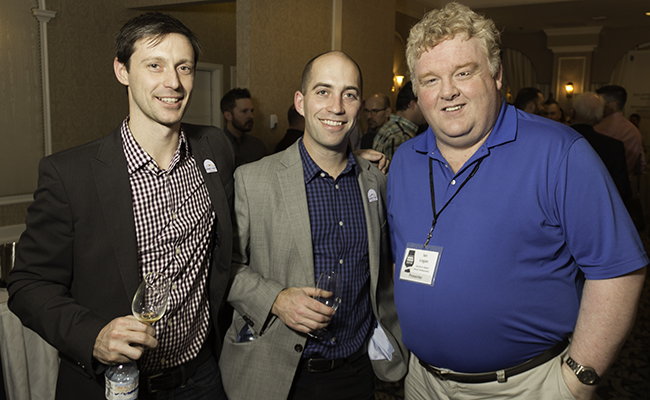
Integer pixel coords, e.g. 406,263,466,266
7,123,235,399
571,123,632,202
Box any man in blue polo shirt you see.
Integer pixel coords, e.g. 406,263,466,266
387,3,648,400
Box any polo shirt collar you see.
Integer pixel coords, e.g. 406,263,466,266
412,100,516,158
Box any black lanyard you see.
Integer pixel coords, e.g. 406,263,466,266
424,157,483,246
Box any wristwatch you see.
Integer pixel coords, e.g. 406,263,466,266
565,356,601,385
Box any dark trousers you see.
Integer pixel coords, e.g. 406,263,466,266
287,353,375,400
139,355,227,400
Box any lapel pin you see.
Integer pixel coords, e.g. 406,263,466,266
204,159,218,173
367,189,378,203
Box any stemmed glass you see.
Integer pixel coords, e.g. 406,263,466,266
308,270,342,343
131,272,171,325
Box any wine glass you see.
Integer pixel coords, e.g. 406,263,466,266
131,272,171,325
308,270,341,343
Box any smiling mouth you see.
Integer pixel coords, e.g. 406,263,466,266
158,97,182,104
320,119,345,127
444,104,463,112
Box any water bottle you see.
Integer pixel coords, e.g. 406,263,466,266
105,362,139,400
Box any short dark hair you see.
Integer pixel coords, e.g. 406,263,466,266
513,87,542,110
596,85,627,111
544,98,559,107
220,88,252,114
300,51,363,97
287,104,303,126
115,12,201,70
395,81,416,111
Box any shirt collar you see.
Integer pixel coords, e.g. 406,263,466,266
121,117,187,175
412,100,516,158
298,138,357,184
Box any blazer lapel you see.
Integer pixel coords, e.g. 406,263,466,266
355,156,381,298
91,129,140,298
277,144,315,284
186,130,232,247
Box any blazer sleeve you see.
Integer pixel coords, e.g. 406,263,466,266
8,156,107,378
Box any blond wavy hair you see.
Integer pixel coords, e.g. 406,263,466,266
406,2,501,94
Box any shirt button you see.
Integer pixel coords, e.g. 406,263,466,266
339,221,343,226
160,358,166,365
172,283,177,291
172,213,177,220
451,179,456,185
339,259,343,264
175,247,181,255
320,172,326,178
148,163,156,171
335,184,339,189
445,164,449,168
167,319,173,327
294,344,303,352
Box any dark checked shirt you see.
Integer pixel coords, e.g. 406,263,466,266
121,118,215,372
299,139,374,360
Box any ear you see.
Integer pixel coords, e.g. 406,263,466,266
295,91,306,117
223,110,233,123
494,63,503,91
114,57,129,86
409,99,418,110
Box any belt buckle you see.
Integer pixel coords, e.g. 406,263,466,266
146,372,164,393
432,368,450,380
307,358,334,373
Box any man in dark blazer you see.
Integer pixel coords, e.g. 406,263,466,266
8,13,234,399
570,91,632,202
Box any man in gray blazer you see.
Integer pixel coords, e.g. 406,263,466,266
219,51,408,400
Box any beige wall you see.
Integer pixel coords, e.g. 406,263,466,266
241,0,396,152
0,1,236,227
0,0,45,225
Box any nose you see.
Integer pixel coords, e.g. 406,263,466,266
439,79,459,102
327,95,344,114
163,68,181,90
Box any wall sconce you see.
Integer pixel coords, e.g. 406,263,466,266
395,75,404,86
565,82,574,99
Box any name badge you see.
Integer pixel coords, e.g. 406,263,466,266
399,243,442,286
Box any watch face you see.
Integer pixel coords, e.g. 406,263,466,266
580,369,598,385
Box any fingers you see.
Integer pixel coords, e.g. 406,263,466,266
93,316,158,365
271,287,336,334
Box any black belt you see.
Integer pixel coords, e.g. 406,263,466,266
301,346,367,373
419,337,570,384
142,338,213,393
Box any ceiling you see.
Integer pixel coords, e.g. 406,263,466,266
414,0,650,34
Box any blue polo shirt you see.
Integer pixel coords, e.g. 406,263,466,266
387,102,648,373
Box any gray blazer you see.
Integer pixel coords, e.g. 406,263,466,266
219,141,408,400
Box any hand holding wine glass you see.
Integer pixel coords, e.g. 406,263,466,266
308,270,341,343
131,272,171,325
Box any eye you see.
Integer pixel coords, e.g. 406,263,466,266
343,92,358,101
178,65,193,74
316,89,328,96
149,63,160,70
